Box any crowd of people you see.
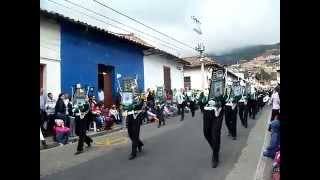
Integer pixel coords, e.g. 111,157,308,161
40,84,280,174
40,89,123,148
40,87,199,148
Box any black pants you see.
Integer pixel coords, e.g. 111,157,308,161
158,113,165,127
225,105,237,138
203,108,223,162
238,102,247,128
249,100,257,119
199,103,205,113
127,114,144,156
177,103,185,121
189,101,196,117
75,116,93,151
271,109,280,121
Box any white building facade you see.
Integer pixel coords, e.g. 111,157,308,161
183,67,211,90
40,15,61,99
143,52,185,91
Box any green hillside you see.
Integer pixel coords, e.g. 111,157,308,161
209,43,280,65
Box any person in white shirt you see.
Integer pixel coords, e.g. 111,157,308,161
269,87,280,121
45,92,56,133
175,89,186,121
110,105,121,124
97,89,104,103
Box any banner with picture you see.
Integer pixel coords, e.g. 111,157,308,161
209,67,225,99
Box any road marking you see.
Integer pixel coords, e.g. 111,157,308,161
253,110,272,180
94,136,129,147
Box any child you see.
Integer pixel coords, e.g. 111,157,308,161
53,119,70,146
93,103,104,131
102,106,114,130
110,105,121,124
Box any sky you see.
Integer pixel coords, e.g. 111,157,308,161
40,0,280,57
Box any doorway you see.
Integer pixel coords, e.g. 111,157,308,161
98,64,114,108
163,66,171,91
40,64,45,91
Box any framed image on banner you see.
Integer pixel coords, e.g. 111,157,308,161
209,67,225,100
121,92,133,106
233,81,241,97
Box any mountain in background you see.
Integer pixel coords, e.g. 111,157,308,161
209,42,280,65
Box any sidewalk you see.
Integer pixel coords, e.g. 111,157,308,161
40,116,171,150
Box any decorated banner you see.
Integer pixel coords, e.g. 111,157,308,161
208,67,225,100
121,92,133,106
72,84,86,106
233,81,241,97
156,86,165,102
122,77,138,93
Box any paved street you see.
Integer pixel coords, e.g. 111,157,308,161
41,107,272,180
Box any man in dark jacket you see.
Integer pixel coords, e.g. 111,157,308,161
203,99,224,168
75,96,93,155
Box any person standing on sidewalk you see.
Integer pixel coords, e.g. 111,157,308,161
45,92,56,135
269,87,280,121
203,100,224,168
75,96,93,155
40,88,47,132
175,89,186,121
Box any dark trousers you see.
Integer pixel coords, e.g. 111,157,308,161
177,103,185,120
199,103,205,113
249,100,257,119
158,113,165,127
238,102,248,128
271,109,280,121
189,101,196,117
47,114,56,135
268,109,280,131
75,116,93,151
127,114,144,156
203,108,223,162
225,105,237,138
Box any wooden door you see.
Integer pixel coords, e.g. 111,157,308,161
40,64,44,90
163,66,171,91
103,73,113,108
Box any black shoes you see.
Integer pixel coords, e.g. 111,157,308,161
41,140,48,149
75,150,84,155
138,145,143,152
232,137,237,140
212,161,219,168
129,154,136,160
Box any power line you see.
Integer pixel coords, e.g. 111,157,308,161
46,0,184,54
62,0,188,52
92,0,197,51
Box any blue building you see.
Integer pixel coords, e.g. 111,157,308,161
41,10,150,107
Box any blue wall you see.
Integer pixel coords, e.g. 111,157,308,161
60,22,145,100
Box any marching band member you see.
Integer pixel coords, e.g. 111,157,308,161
203,99,224,168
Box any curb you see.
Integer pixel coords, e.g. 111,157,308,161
40,127,123,151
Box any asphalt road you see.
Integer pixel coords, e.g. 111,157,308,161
40,107,271,180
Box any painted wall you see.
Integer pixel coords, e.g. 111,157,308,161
60,22,145,100
143,54,184,91
40,16,61,99
184,68,210,90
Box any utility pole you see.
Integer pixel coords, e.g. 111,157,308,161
191,16,206,90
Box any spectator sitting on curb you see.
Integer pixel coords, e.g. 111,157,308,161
53,119,70,146
263,114,280,159
110,105,121,124
102,106,114,130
